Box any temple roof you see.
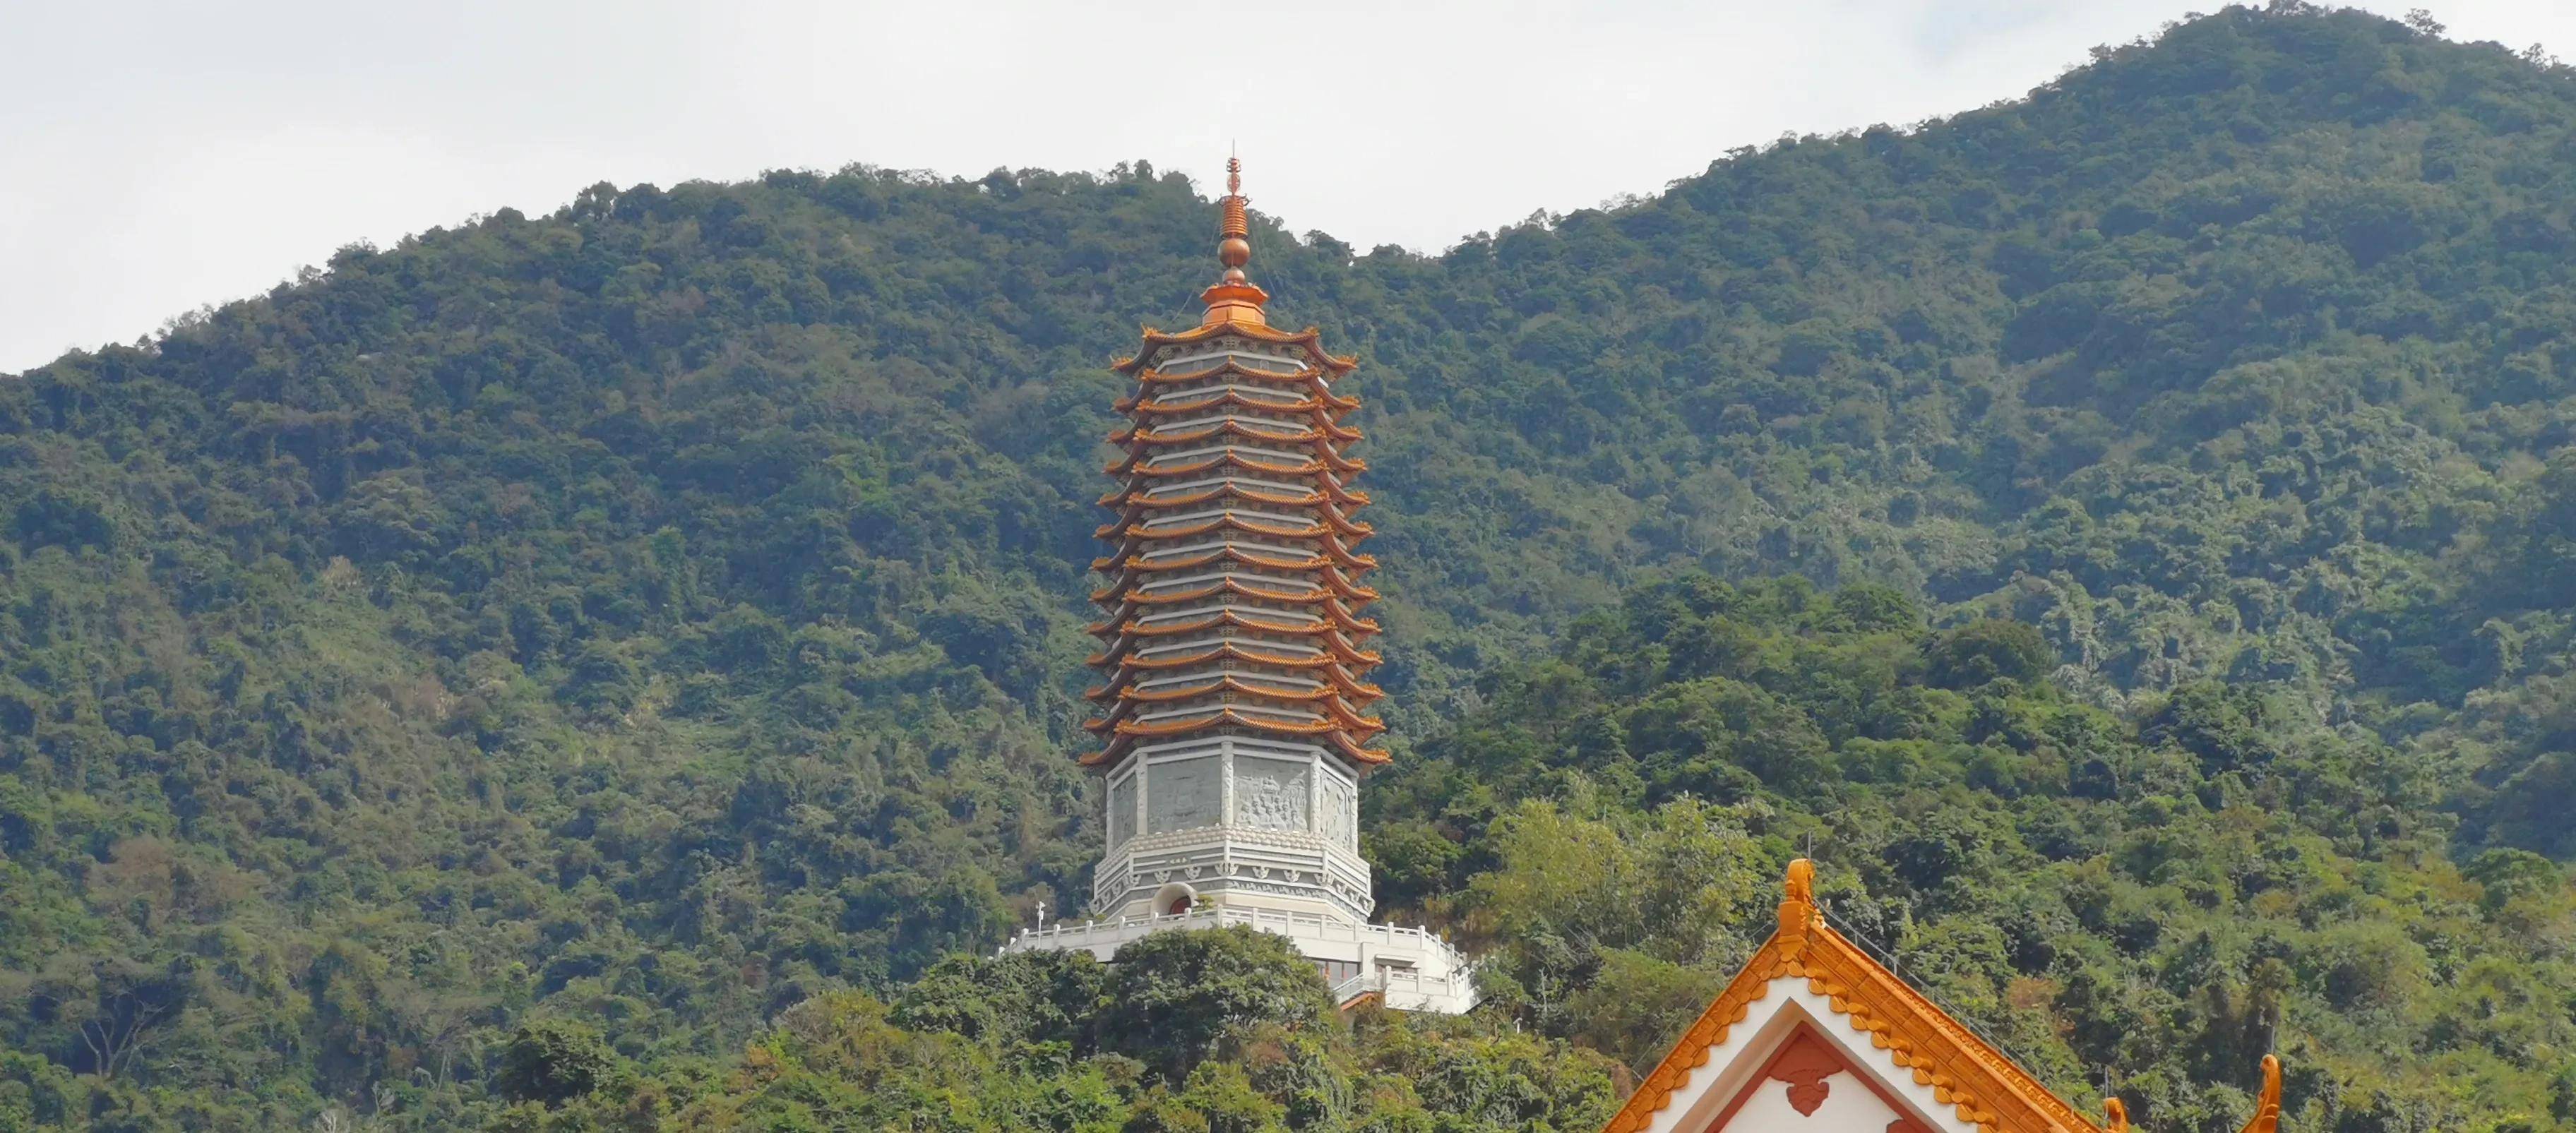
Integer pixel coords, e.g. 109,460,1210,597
1603,860,2284,1133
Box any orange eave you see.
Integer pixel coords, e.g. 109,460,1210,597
1087,630,1381,670
1086,682,1385,729
1099,511,1372,542
1090,544,1378,575
1107,577,1337,608
1080,721,1392,769
1104,451,1368,480
1095,641,1373,676
1104,522,1373,557
1097,484,1340,515
1091,594,1378,632
1121,367,1358,411
1087,607,1376,644
1089,582,1376,625
1090,568,1379,606
1118,361,1358,401
1112,418,1350,447
1099,479,1370,510
1085,672,1383,706
1109,419,1364,446
1107,500,1373,537
1087,597,1381,640
1085,658,1384,705
1109,443,1366,478
1099,707,1380,741
1110,675,1348,706
1112,323,1358,376
1123,383,1370,416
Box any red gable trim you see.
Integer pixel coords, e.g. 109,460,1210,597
1702,1022,1932,1133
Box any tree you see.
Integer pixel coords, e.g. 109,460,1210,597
1102,927,1332,1079
25,954,190,1082
492,1020,616,1107
1925,621,2056,689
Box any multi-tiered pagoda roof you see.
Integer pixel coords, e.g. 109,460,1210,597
1081,158,1389,773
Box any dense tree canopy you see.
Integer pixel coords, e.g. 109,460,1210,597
5,4,2576,1130
1372,573,2570,1133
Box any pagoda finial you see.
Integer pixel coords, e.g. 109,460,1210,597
1218,155,1251,282
1199,154,1268,327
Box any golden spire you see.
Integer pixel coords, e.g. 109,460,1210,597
1199,155,1269,328
1219,157,1251,282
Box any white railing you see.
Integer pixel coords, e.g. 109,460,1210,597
1004,901,1473,957
1381,965,1477,997
1011,904,1453,951
1010,906,1481,1012
1328,966,1479,1005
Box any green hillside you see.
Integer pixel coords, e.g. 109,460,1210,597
5,3,2576,1129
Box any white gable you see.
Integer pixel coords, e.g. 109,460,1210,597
1640,976,1981,1133
1722,1062,1908,1133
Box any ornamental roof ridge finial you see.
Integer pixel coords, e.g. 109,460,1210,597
2238,1054,2282,1133
1777,858,1817,957
1200,153,1270,328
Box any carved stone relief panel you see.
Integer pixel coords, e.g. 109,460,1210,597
1235,755,1310,832
1147,756,1220,833
1108,772,1137,849
1319,772,1354,849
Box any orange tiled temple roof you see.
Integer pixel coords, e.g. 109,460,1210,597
1602,860,2285,1133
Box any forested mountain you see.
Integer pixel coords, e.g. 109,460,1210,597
6,4,2576,1129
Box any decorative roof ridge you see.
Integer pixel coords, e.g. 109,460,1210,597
2239,1055,2280,1133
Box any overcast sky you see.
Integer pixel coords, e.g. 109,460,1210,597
4,1,2571,373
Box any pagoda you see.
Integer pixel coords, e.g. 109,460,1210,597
1603,859,2284,1133
1006,160,1476,1014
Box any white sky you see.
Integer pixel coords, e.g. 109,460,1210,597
4,1,2571,373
